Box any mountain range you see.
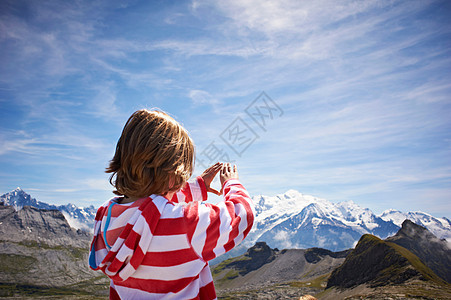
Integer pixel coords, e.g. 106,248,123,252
1,186,450,299
1,188,450,254
213,220,451,299
246,189,451,251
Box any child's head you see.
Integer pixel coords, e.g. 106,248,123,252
106,109,194,198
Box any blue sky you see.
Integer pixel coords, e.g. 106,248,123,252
0,0,450,217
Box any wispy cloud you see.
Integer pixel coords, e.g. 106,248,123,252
0,0,449,215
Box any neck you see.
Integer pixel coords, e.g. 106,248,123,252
121,191,175,204
164,191,175,201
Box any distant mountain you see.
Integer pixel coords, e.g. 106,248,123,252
381,209,451,242
0,203,108,296
386,220,451,283
1,187,450,254
0,187,96,231
0,204,89,248
246,190,451,252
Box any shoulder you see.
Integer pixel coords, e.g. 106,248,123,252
98,197,121,209
140,194,186,220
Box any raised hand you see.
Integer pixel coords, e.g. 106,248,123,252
220,163,239,192
200,162,222,195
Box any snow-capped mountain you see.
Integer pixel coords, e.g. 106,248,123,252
1,188,450,252
245,190,451,251
0,187,96,232
380,209,451,242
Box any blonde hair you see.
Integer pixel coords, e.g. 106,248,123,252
106,109,194,198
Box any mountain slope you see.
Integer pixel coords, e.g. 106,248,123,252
0,187,96,231
213,223,451,299
256,202,364,250
0,204,89,248
326,234,446,289
0,203,108,297
212,241,350,292
386,220,451,283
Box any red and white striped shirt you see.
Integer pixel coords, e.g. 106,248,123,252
89,176,254,299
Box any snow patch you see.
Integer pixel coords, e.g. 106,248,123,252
62,211,91,232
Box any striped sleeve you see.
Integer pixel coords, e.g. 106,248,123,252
183,179,255,261
171,176,208,204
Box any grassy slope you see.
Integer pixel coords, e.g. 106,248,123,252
0,241,109,298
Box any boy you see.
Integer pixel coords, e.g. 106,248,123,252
89,109,255,299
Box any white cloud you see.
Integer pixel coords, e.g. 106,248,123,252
1,0,450,216
188,89,220,106
274,230,294,249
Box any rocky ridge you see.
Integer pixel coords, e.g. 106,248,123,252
326,234,444,289
213,220,451,299
212,241,350,296
386,219,451,283
0,187,96,231
0,203,108,298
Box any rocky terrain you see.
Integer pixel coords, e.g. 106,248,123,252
0,188,96,231
213,220,451,299
326,234,444,289
212,242,350,299
386,220,451,283
1,188,450,299
322,220,451,299
0,203,108,298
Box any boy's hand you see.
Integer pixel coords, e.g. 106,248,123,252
200,162,222,195
220,163,239,193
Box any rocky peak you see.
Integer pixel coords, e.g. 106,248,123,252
0,188,96,231
327,233,445,289
246,241,276,260
304,247,350,264
228,242,277,276
0,188,51,210
387,219,451,283
398,219,428,236
0,205,90,248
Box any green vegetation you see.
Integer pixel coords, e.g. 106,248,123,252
18,240,55,249
0,240,106,298
386,241,447,284
64,275,110,295
8,240,88,261
211,255,250,277
221,270,239,281
212,258,241,286
0,283,106,299
327,233,450,292
0,253,37,273
289,273,329,289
